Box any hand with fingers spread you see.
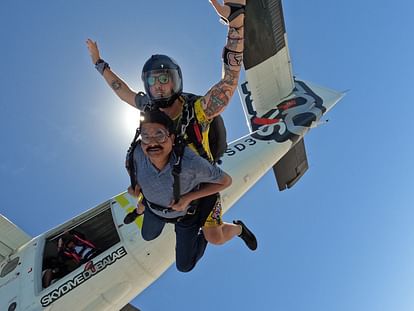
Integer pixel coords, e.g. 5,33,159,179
86,38,101,65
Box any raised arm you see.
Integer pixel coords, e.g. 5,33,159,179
86,39,137,108
201,0,246,119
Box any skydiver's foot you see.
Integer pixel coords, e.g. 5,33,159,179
233,220,257,251
124,209,141,224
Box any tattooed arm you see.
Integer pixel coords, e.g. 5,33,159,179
86,39,137,108
202,0,245,119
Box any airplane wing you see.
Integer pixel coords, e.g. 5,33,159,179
243,0,294,117
0,215,31,261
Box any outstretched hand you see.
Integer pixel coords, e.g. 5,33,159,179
86,38,101,65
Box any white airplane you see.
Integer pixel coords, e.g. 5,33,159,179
0,1,344,310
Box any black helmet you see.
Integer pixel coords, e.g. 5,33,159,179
141,54,183,108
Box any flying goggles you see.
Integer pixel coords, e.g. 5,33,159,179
146,73,170,86
140,128,170,144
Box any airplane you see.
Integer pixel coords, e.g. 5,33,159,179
0,1,344,310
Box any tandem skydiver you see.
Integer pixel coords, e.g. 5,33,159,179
86,0,257,252
126,110,246,272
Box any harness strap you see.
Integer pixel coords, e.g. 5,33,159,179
172,136,185,203
171,96,196,203
144,198,198,224
179,95,211,161
186,122,209,160
126,127,141,189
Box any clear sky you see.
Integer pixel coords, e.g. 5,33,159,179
1,0,414,310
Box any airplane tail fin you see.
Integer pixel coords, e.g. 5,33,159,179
238,78,344,133
237,78,344,191
0,215,31,261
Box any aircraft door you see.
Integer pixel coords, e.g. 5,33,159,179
18,241,40,311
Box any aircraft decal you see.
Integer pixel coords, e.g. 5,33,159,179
40,246,127,307
241,80,326,144
225,137,257,157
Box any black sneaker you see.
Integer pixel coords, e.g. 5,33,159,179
233,220,257,251
124,209,141,224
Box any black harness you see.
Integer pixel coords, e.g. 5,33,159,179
125,93,226,213
142,197,198,224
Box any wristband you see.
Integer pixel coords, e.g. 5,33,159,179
95,59,110,75
222,47,243,67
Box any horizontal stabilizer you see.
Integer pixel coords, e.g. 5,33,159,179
120,304,141,311
273,138,308,191
0,215,31,261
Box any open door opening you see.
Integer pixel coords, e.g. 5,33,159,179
41,204,120,289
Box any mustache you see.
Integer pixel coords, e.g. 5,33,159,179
146,145,163,152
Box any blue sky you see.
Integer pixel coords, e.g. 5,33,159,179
1,0,414,310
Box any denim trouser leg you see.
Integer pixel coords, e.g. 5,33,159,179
174,217,208,273
141,208,166,241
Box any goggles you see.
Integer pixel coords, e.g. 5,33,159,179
141,128,170,144
147,74,170,86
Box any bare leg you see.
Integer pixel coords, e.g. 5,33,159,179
203,222,241,245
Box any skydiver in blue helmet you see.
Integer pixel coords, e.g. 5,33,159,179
86,0,257,252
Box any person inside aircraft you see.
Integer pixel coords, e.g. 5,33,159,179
57,231,98,266
128,110,256,272
42,257,63,288
86,0,249,247
42,231,98,288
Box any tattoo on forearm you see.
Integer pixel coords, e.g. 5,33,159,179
203,24,244,117
227,26,244,51
227,39,242,51
222,66,238,86
111,80,122,90
228,27,243,39
204,81,234,116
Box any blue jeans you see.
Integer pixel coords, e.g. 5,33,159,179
141,207,208,272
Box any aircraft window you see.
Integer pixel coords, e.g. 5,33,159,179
41,206,120,289
1,257,19,277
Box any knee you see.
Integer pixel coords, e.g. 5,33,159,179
203,229,225,245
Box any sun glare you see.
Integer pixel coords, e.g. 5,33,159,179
122,105,141,135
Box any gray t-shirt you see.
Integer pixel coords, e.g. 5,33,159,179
134,145,224,218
